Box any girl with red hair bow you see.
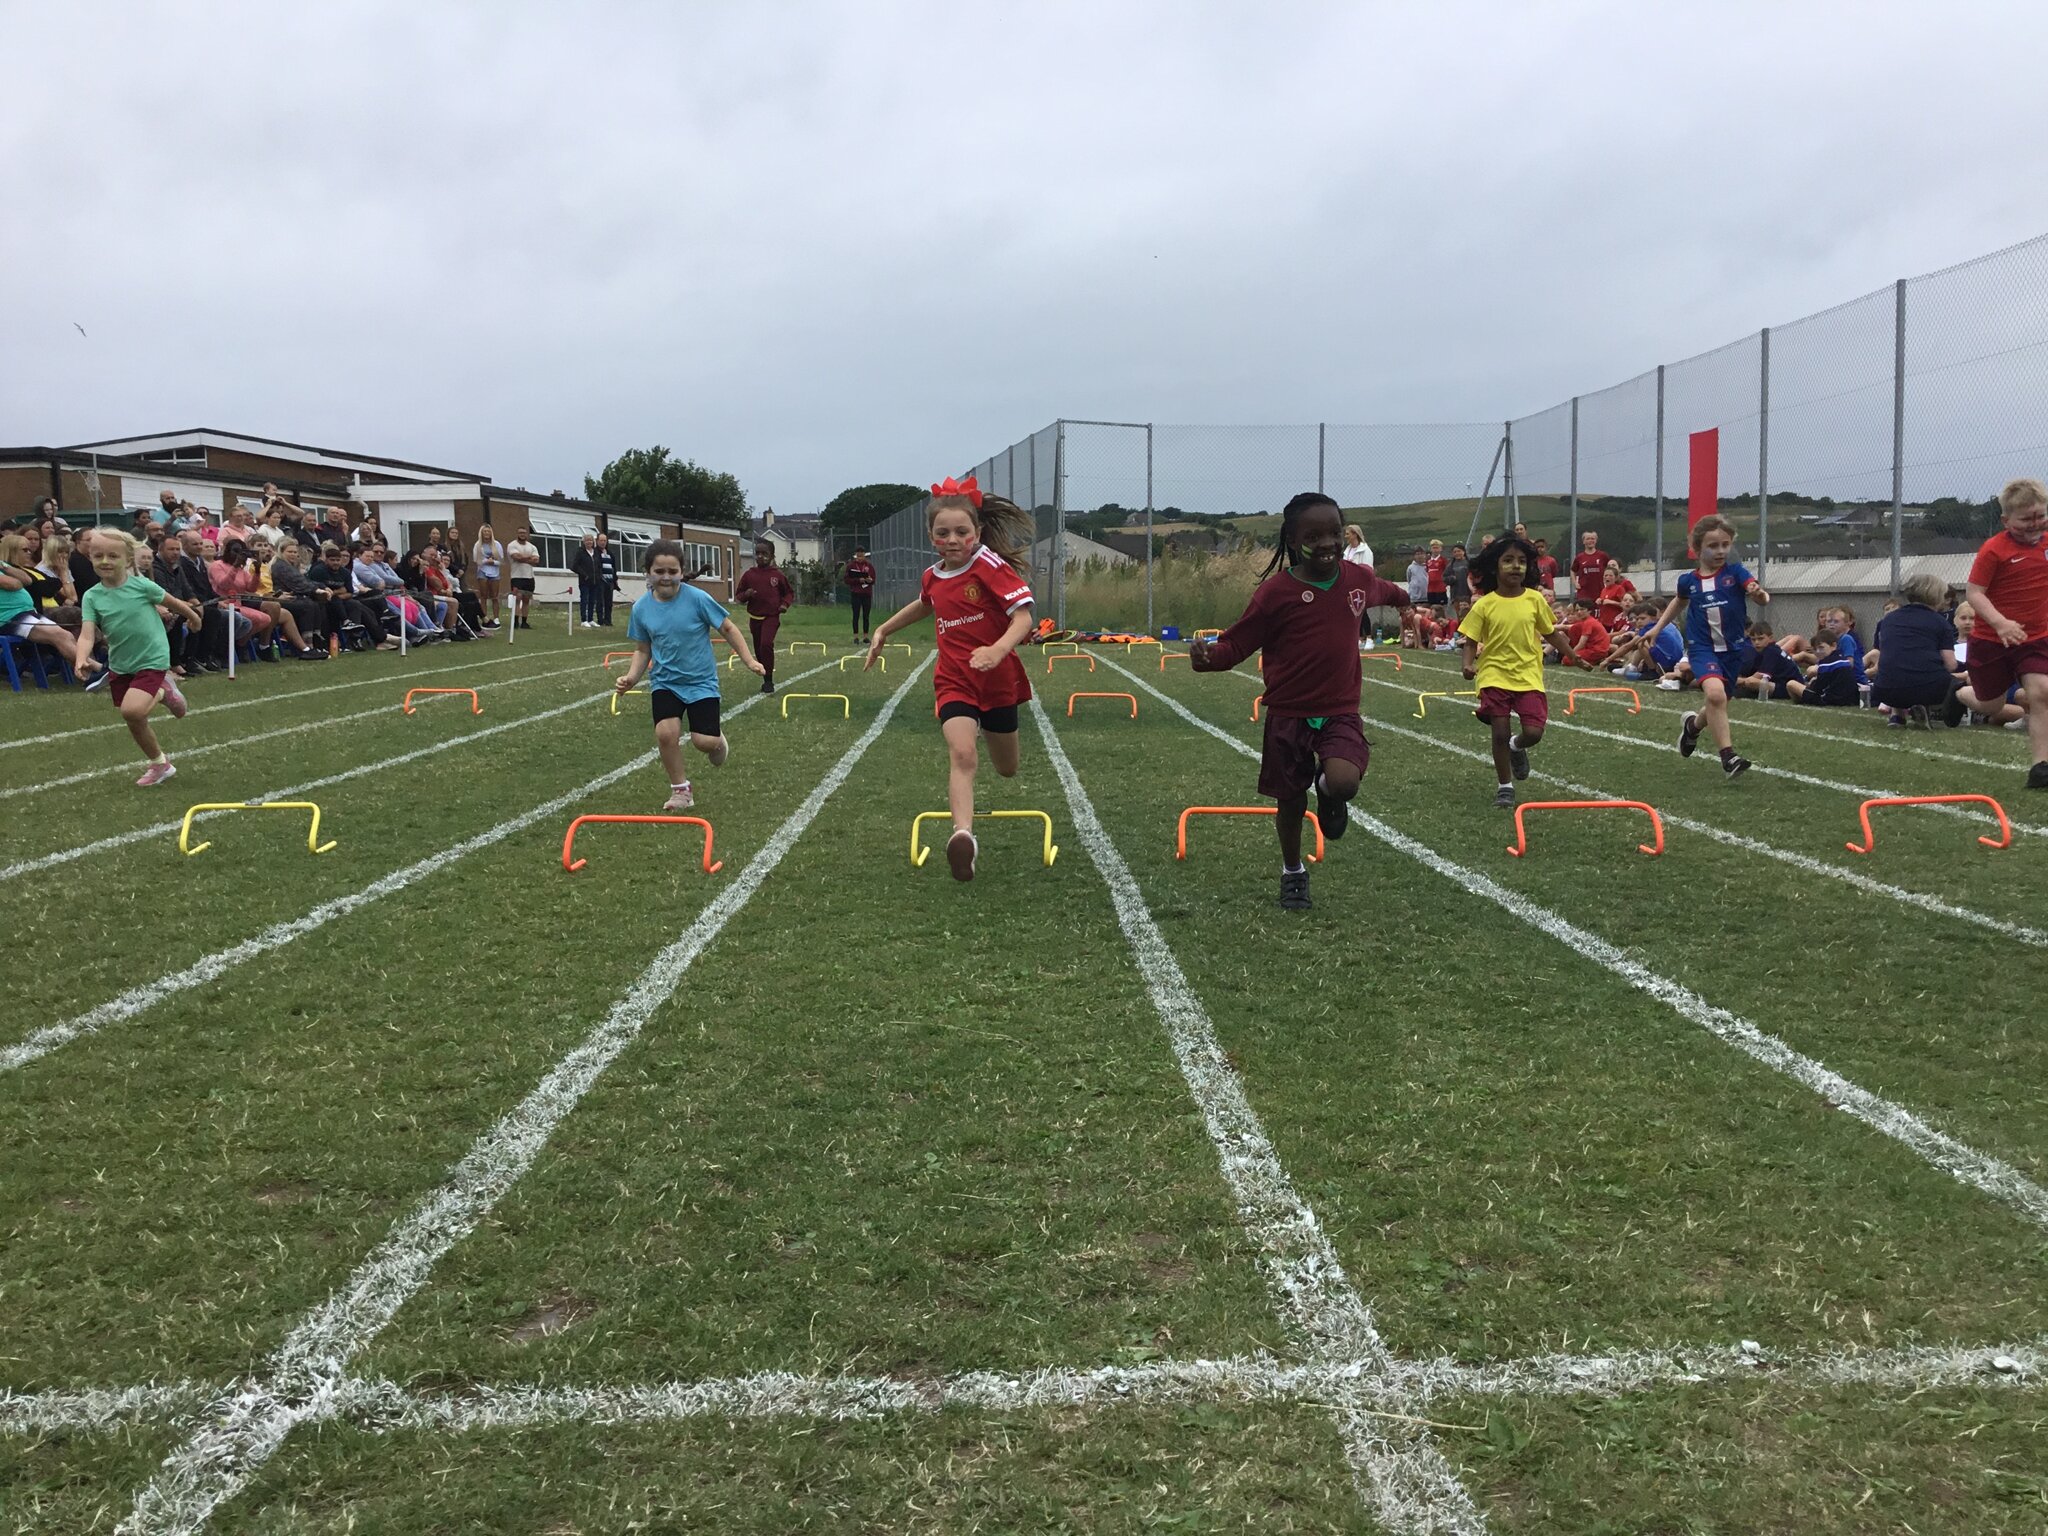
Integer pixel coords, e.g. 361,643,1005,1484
865,476,1038,882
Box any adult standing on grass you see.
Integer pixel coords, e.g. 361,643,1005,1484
1571,530,1610,608
1961,476,2048,788
594,535,618,626
571,532,602,628
73,530,202,787
471,523,505,630
506,526,541,630
844,544,877,642
734,539,795,694
614,538,765,811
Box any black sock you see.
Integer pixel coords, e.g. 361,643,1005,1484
1719,745,1736,765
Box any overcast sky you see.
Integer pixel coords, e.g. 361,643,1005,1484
6,1,2047,514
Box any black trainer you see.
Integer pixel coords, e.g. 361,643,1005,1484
1494,784,1516,809
1314,781,1349,841
2027,761,2048,790
1678,712,1702,758
1723,754,1752,780
1508,741,1530,780
1278,869,1312,910
1943,688,1968,729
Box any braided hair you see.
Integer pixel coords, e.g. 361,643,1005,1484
1466,533,1542,595
1262,491,1342,577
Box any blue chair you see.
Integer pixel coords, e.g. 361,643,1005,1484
1,632,52,692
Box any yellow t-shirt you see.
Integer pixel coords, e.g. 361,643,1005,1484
1458,589,1556,693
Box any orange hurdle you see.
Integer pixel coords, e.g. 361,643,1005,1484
1360,652,1403,670
602,651,637,670
1159,651,1190,670
1506,800,1664,858
1068,691,1138,718
1176,807,1324,863
561,814,722,874
1845,794,2012,854
1565,686,1641,715
1047,653,1096,674
401,687,481,715
1251,693,1264,721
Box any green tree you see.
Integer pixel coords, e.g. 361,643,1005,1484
584,446,749,537
819,483,922,544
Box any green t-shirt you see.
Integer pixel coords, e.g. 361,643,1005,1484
83,573,171,675
0,566,33,625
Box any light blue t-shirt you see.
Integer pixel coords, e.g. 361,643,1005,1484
629,584,728,701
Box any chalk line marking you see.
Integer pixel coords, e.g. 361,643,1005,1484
1102,657,2048,1233
0,661,593,803
116,660,930,1536
3,691,605,884
11,1336,2037,1438
1029,697,1484,1534
1,659,839,1075
0,644,575,754
1342,677,2048,946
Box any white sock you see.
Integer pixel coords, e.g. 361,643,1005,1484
1282,861,1306,875
1498,780,1512,790
1508,734,1524,752
671,780,689,791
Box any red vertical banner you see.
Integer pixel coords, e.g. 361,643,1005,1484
1687,428,1719,530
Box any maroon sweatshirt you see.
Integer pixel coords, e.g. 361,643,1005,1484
1193,565,1411,718
734,564,794,620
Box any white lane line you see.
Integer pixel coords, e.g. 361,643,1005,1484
1029,698,1484,1535
1339,678,2048,946
2,690,603,885
0,661,594,803
1102,658,2048,1233
118,660,931,1536
2,660,839,1075
11,1337,2042,1439
1394,651,2028,773
0,645,577,754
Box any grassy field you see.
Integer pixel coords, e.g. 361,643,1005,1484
4,609,2046,1534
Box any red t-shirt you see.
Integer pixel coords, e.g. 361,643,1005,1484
844,558,876,593
1567,615,1611,664
1595,580,1636,627
1571,550,1609,602
733,564,795,620
1424,555,1448,595
1536,554,1560,589
1968,530,2048,641
1194,565,1412,718
921,544,1034,714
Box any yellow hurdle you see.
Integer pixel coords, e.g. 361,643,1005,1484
909,809,1058,868
610,686,647,714
888,643,913,657
781,692,851,719
838,654,884,671
179,800,335,857
1413,689,1480,718
1125,637,1163,655
787,641,828,656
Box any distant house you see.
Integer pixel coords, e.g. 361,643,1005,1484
748,509,826,565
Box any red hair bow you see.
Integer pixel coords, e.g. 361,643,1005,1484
930,474,983,509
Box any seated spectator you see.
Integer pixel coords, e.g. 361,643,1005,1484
1866,576,1958,726
355,542,445,642
311,542,398,650
34,530,84,631
1556,600,1611,667
209,537,312,658
1734,621,1804,700
422,547,482,637
175,528,254,665
251,504,292,555
1942,601,2026,728
1784,633,1860,706
0,531,81,673
1595,561,1637,628
1611,600,1685,681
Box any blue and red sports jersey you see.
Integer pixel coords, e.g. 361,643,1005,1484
1677,562,1756,654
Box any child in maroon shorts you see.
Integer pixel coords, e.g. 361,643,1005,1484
1964,477,2048,789
1191,492,1410,911
1458,536,1590,807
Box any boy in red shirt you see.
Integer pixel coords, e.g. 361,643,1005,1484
1559,600,1611,667
733,539,795,694
1533,537,1561,596
1965,476,2048,788
1191,492,1411,911
1424,539,1448,610
1570,531,1610,607
866,476,1037,880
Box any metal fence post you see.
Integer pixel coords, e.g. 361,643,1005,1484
1653,364,1666,594
1758,327,1770,583
1317,422,1326,496
1568,396,1580,555
1007,443,1015,502
1502,419,1517,530
1053,420,1067,632
1890,277,1907,596
1145,423,1155,636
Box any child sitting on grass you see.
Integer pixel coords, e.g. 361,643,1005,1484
1734,621,1804,701
72,529,205,786
1190,492,1411,910
1459,535,1590,807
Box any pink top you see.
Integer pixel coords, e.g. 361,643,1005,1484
209,559,259,598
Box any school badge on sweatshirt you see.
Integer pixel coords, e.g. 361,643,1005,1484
1348,589,1369,616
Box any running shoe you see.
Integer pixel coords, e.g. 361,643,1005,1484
136,760,177,788
1655,676,1682,691
1494,784,1516,809
946,829,978,882
2028,761,2048,791
708,735,730,768
1508,741,1530,780
1278,868,1312,910
1678,712,1702,758
1723,754,1751,781
1314,779,1348,840
663,784,694,810
160,675,188,719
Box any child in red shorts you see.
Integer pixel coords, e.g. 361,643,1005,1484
1964,477,2048,788
1459,536,1590,807
865,476,1038,881
1190,492,1411,910
74,529,205,786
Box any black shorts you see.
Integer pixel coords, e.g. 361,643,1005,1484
652,689,721,735
938,700,1020,734
510,577,536,594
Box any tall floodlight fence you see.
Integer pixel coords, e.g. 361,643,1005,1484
1564,367,1662,582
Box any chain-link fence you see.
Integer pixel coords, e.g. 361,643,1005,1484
865,230,2048,622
